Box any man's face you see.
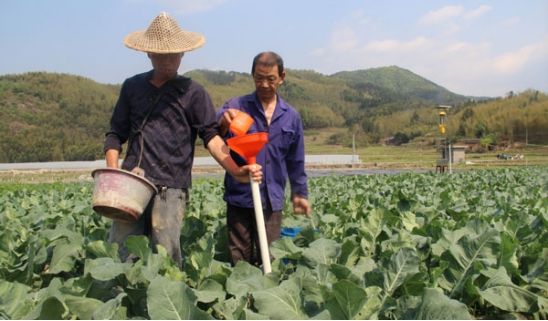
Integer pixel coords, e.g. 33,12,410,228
148,52,184,79
252,64,285,101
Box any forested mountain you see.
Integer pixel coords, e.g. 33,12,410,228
332,66,474,104
0,68,546,163
186,66,481,130
0,72,120,163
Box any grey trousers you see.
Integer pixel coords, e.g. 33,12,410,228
109,187,188,269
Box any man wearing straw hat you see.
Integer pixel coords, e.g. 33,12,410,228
103,12,262,269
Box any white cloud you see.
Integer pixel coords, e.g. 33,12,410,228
492,44,540,73
502,17,520,26
350,9,372,25
440,41,492,57
363,37,430,53
329,26,359,51
442,42,469,53
417,5,492,37
307,33,546,95
418,6,464,25
413,39,548,95
305,5,548,96
309,48,325,57
441,22,462,36
463,5,492,20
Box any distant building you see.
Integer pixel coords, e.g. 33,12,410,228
383,137,395,146
440,145,467,163
452,146,467,163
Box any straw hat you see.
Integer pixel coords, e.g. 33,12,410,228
123,12,205,53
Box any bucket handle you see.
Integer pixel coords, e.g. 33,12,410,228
131,167,145,177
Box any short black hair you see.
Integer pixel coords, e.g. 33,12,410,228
251,52,284,77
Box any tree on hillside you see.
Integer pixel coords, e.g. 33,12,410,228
474,120,488,138
411,111,420,124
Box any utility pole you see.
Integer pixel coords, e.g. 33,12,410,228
352,134,355,168
435,105,451,173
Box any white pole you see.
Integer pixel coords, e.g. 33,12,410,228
250,172,271,274
449,144,452,174
352,134,355,168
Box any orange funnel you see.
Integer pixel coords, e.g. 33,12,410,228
226,132,268,164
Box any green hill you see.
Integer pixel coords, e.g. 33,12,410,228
332,66,471,104
0,68,546,163
0,72,120,163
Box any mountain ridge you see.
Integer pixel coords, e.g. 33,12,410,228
0,67,546,163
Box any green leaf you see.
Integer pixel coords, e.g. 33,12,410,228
23,296,66,320
382,247,421,297
338,238,361,267
498,232,519,274
293,227,322,247
328,263,361,285
0,280,33,319
86,240,120,260
325,279,367,319
125,235,152,263
59,274,94,297
479,267,539,313
147,276,200,320
359,286,383,319
124,259,148,285
199,260,231,286
32,277,63,303
193,279,225,304
244,309,270,320
401,211,420,231
211,296,248,320
357,207,385,245
439,227,500,299
538,296,548,317
64,295,105,320
84,257,130,281
411,288,472,320
191,251,214,270
141,251,168,282
299,271,327,316
380,230,415,259
226,261,265,298
252,277,308,319
91,293,127,320
523,247,548,283
301,238,340,268
430,227,456,257
47,242,82,274
271,237,304,261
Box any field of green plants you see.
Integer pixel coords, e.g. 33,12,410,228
1,166,547,319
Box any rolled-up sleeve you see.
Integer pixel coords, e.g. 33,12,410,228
186,82,220,148
104,81,131,154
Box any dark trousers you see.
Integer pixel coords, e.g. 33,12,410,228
226,202,282,266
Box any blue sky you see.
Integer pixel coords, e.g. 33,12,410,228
1,0,547,97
